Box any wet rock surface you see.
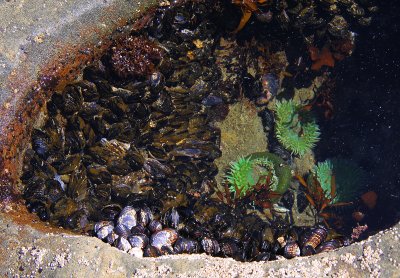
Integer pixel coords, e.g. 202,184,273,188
214,99,268,186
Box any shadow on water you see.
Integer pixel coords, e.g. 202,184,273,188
318,0,400,229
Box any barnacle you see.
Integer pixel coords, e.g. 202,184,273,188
110,36,164,79
274,99,320,157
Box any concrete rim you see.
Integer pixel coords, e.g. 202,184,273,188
0,0,399,277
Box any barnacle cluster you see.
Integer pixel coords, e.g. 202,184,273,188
110,36,164,79
274,99,320,157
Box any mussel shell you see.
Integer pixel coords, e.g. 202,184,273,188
137,206,154,227
107,96,129,116
125,148,145,170
149,71,165,91
88,138,129,165
201,237,220,255
128,102,151,121
255,252,271,262
62,85,83,115
117,206,137,230
107,159,132,175
162,208,180,229
219,239,240,258
45,179,64,203
26,200,50,221
106,231,120,245
327,15,349,38
65,129,86,154
93,184,112,201
93,78,113,98
87,164,112,185
47,92,64,115
114,223,131,238
150,228,179,250
77,80,99,102
301,227,328,255
82,63,107,83
115,237,132,252
284,241,301,259
128,233,149,249
51,197,78,220
261,73,279,99
173,237,198,254
94,221,114,240
258,109,275,132
31,129,51,159
111,184,133,203
67,166,88,202
30,157,57,180
160,245,175,255
315,240,342,254
65,207,92,231
106,121,138,143
302,245,316,256
101,204,122,220
131,224,147,235
143,246,162,257
143,159,172,179
347,3,365,17
152,92,173,114
148,220,163,233
52,154,82,175
79,102,104,121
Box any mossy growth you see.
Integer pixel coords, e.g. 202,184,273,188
225,152,292,199
274,99,320,157
311,158,366,203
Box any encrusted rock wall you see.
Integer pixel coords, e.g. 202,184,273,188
1,209,399,277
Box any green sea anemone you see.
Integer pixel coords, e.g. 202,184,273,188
225,152,292,199
311,158,366,203
331,158,366,203
247,152,292,194
274,99,320,157
225,156,277,198
311,160,335,201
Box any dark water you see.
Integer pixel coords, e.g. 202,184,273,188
318,0,400,229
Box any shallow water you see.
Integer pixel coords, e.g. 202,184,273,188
20,0,400,261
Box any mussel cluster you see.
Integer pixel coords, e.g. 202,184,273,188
94,204,277,260
20,0,235,240
245,0,377,40
281,226,350,259
94,204,348,260
20,0,362,262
